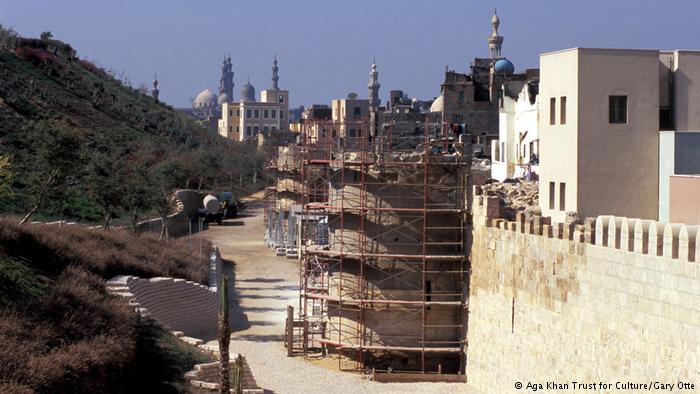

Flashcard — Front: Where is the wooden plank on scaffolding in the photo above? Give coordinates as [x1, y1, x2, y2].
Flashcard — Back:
[373, 373, 467, 383]
[340, 344, 461, 353]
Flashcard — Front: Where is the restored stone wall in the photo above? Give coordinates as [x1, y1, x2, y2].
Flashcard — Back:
[466, 188, 700, 392]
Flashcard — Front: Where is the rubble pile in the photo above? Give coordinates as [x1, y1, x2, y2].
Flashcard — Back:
[471, 158, 491, 177]
[480, 180, 539, 218]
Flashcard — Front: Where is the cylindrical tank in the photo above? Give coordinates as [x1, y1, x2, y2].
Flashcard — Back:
[203, 195, 220, 214]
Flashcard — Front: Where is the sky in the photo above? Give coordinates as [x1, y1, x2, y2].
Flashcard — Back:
[2, 0, 700, 108]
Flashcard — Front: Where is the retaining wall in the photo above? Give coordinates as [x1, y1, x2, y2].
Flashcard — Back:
[466, 187, 700, 392]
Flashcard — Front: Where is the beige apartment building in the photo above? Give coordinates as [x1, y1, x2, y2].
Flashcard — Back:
[218, 57, 290, 141]
[219, 91, 289, 141]
[331, 96, 369, 138]
[539, 48, 700, 223]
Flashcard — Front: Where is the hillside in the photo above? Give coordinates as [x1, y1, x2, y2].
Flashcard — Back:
[0, 219, 214, 393]
[0, 29, 266, 225]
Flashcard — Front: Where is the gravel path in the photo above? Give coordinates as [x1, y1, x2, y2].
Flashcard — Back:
[199, 192, 477, 394]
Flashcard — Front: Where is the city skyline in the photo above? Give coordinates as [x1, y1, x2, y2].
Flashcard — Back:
[3, 0, 700, 107]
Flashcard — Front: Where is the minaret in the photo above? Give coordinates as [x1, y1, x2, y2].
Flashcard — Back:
[488, 9, 503, 59]
[271, 55, 279, 90]
[152, 74, 159, 102]
[368, 58, 380, 109]
[219, 55, 234, 100]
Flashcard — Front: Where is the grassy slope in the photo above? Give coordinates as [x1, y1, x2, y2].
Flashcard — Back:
[0, 255, 48, 309]
[0, 47, 204, 147]
[0, 45, 217, 220]
[0, 222, 214, 393]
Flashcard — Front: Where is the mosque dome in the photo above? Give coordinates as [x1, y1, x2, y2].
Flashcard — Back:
[194, 88, 217, 108]
[241, 80, 256, 102]
[491, 13, 500, 26]
[430, 95, 444, 112]
[494, 58, 515, 74]
[217, 93, 229, 105]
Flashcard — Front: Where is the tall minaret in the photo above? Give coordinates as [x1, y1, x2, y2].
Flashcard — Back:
[272, 55, 279, 90]
[368, 58, 380, 109]
[488, 9, 503, 59]
[219, 55, 234, 99]
[152, 74, 159, 102]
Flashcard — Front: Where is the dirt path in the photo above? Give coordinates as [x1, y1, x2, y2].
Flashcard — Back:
[199, 192, 475, 394]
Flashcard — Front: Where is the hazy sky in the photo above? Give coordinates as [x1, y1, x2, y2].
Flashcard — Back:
[3, 1, 700, 108]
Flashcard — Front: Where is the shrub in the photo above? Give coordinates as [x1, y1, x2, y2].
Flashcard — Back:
[0, 219, 211, 283]
[0, 220, 214, 392]
[15, 46, 60, 68]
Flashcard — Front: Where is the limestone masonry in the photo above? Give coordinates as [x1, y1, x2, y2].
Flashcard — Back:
[466, 186, 700, 393]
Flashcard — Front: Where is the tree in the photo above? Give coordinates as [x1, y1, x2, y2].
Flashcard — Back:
[149, 157, 186, 240]
[0, 155, 11, 198]
[40, 31, 53, 40]
[218, 275, 231, 394]
[83, 150, 128, 229]
[19, 123, 83, 224]
[123, 160, 157, 233]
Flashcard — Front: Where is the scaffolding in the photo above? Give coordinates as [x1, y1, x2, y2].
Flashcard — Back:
[265, 146, 303, 257]
[296, 117, 470, 375]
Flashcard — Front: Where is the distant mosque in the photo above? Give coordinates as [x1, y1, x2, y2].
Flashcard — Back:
[217, 56, 290, 142]
[184, 55, 290, 138]
[185, 55, 234, 130]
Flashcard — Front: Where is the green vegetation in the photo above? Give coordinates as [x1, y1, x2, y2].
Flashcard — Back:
[0, 26, 267, 226]
[0, 255, 48, 309]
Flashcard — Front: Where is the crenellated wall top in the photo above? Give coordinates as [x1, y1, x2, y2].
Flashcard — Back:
[472, 185, 700, 263]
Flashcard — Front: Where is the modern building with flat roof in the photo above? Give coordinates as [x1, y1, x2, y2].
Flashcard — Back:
[539, 47, 700, 222]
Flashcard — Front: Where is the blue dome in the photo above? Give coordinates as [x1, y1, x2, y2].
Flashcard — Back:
[494, 58, 515, 74]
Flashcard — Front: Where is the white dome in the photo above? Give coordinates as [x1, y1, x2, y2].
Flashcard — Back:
[430, 95, 444, 112]
[217, 93, 229, 105]
[194, 88, 217, 108]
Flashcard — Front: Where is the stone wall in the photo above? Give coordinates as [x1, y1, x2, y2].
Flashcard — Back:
[135, 189, 205, 237]
[466, 187, 700, 392]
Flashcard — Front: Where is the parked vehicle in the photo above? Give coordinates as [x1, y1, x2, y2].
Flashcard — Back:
[218, 192, 238, 218]
[200, 194, 223, 225]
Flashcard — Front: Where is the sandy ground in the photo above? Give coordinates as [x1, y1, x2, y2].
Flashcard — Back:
[199, 192, 476, 394]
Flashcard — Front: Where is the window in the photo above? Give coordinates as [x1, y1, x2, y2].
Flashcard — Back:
[453, 114, 463, 123]
[549, 98, 556, 125]
[229, 109, 233, 116]
[348, 129, 356, 138]
[246, 126, 252, 136]
[559, 183, 566, 211]
[660, 107, 672, 130]
[254, 109, 259, 119]
[458, 91, 465, 101]
[254, 126, 260, 134]
[271, 109, 277, 119]
[246, 109, 251, 119]
[228, 126, 232, 132]
[236, 126, 239, 133]
[279, 94, 284, 103]
[353, 107, 361, 119]
[264, 109, 269, 119]
[263, 126, 269, 134]
[280, 110, 284, 119]
[500, 142, 506, 162]
[609, 95, 627, 124]
[236, 109, 240, 117]
[560, 96, 567, 125]
[549, 182, 555, 209]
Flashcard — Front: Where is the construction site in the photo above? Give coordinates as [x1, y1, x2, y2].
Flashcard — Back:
[265, 118, 471, 380]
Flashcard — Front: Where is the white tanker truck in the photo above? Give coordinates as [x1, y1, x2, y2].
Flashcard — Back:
[201, 194, 224, 225]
